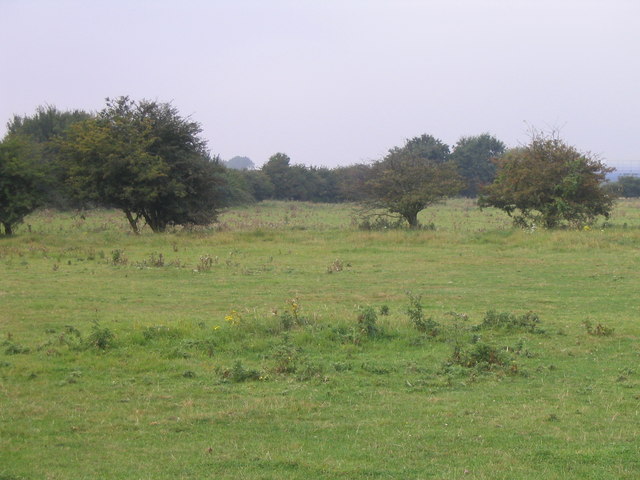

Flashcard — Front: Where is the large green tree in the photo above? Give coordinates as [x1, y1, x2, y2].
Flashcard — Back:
[478, 131, 614, 228]
[5, 105, 91, 208]
[451, 133, 505, 197]
[57, 97, 225, 233]
[0, 137, 44, 235]
[363, 135, 463, 228]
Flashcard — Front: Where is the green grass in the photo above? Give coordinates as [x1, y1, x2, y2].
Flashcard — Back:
[1, 199, 640, 479]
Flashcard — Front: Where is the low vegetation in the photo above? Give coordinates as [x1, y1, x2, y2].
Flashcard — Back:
[1, 200, 640, 479]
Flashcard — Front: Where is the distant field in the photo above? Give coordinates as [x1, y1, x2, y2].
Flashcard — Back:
[1, 199, 639, 479]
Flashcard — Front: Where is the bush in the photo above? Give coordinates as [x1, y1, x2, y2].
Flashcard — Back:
[221, 361, 262, 382]
[479, 130, 614, 228]
[86, 320, 115, 350]
[406, 292, 439, 335]
[475, 310, 544, 334]
[357, 306, 381, 338]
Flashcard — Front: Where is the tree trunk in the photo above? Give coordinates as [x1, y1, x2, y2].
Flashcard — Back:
[2, 222, 12, 235]
[124, 210, 140, 235]
[141, 211, 166, 233]
[404, 211, 420, 229]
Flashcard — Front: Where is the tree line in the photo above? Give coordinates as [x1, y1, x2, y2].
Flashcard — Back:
[0, 97, 623, 234]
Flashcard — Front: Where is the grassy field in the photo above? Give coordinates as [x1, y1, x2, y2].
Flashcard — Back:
[1, 199, 639, 479]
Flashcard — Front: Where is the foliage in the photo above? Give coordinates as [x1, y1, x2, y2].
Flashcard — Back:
[357, 306, 381, 338]
[5, 105, 91, 209]
[605, 175, 640, 198]
[333, 163, 371, 201]
[221, 360, 262, 382]
[224, 155, 254, 170]
[220, 168, 256, 206]
[6, 105, 91, 143]
[85, 320, 115, 350]
[269, 334, 303, 374]
[406, 292, 439, 335]
[279, 298, 307, 330]
[261, 153, 298, 200]
[56, 96, 226, 233]
[479, 130, 614, 228]
[583, 320, 615, 336]
[239, 169, 276, 201]
[0, 137, 44, 235]
[260, 153, 340, 202]
[474, 310, 544, 334]
[362, 134, 463, 227]
[451, 133, 506, 197]
[447, 342, 511, 371]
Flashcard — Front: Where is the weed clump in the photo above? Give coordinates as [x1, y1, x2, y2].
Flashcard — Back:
[195, 254, 216, 272]
[326, 259, 344, 273]
[474, 310, 544, 334]
[446, 342, 518, 375]
[357, 306, 381, 338]
[279, 298, 309, 330]
[356, 215, 406, 231]
[583, 320, 614, 336]
[406, 292, 439, 336]
[86, 320, 115, 350]
[269, 335, 302, 374]
[134, 252, 165, 268]
[221, 361, 262, 383]
[3, 342, 30, 355]
[110, 249, 128, 265]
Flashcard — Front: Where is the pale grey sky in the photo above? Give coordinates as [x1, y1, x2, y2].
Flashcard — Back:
[1, 0, 638, 170]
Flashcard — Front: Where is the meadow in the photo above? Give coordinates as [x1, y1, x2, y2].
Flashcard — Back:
[1, 199, 639, 479]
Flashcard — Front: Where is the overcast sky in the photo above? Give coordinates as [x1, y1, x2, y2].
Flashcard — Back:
[1, 0, 638, 170]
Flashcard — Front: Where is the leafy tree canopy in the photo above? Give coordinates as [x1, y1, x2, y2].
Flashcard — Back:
[5, 105, 92, 208]
[606, 175, 640, 198]
[225, 156, 255, 170]
[57, 97, 226, 233]
[6, 105, 91, 143]
[0, 137, 45, 235]
[451, 133, 505, 197]
[362, 134, 463, 228]
[478, 130, 614, 228]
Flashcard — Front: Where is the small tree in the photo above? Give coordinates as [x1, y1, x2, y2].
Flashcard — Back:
[362, 135, 463, 228]
[0, 137, 44, 235]
[479, 131, 614, 228]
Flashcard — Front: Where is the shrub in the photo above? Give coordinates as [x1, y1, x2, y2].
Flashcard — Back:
[406, 292, 439, 335]
[270, 335, 302, 374]
[583, 320, 614, 336]
[447, 342, 515, 374]
[357, 306, 381, 338]
[3, 342, 30, 355]
[279, 297, 309, 330]
[475, 310, 543, 334]
[195, 254, 216, 272]
[110, 249, 128, 265]
[221, 361, 262, 382]
[86, 320, 115, 350]
[326, 259, 344, 273]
